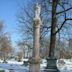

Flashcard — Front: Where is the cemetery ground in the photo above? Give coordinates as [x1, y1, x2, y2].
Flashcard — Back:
[0, 59, 72, 72]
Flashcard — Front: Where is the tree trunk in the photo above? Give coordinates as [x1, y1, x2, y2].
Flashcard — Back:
[49, 0, 57, 58]
[46, 1, 60, 71]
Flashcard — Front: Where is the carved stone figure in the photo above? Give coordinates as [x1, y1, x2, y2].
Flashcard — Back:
[34, 3, 41, 25]
[34, 3, 41, 19]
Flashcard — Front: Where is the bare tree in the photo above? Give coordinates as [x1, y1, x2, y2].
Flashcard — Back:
[16, 51, 23, 62]
[0, 21, 13, 62]
[0, 35, 12, 62]
[17, 41, 33, 58]
[40, 38, 50, 58]
[17, 0, 72, 58]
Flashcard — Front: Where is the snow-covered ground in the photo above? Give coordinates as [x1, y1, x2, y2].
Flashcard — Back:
[57, 59, 72, 72]
[0, 63, 29, 72]
[0, 59, 72, 72]
[0, 59, 29, 72]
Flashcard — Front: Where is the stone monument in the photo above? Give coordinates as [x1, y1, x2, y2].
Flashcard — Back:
[29, 3, 41, 72]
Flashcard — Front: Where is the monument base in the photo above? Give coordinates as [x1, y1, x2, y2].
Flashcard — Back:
[29, 57, 41, 72]
[29, 63, 40, 72]
[45, 58, 60, 72]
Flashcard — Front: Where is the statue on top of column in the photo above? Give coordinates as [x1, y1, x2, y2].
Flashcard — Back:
[34, 3, 41, 19]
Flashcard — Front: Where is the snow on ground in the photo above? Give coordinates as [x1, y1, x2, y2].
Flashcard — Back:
[0, 59, 3, 63]
[57, 59, 72, 72]
[0, 63, 28, 70]
[40, 59, 47, 69]
[0, 59, 29, 72]
[0, 59, 47, 72]
[0, 63, 29, 72]
[0, 59, 72, 72]
[8, 60, 23, 65]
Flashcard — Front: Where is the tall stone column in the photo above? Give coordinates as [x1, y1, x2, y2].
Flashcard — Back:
[29, 3, 41, 72]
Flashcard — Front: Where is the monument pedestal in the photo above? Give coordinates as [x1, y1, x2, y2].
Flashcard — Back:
[45, 58, 60, 72]
[29, 57, 41, 72]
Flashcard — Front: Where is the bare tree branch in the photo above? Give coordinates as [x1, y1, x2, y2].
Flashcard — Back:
[55, 18, 72, 34]
[56, 7, 72, 15]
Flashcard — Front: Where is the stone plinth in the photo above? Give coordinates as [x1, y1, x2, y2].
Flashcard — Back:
[45, 58, 60, 72]
[29, 57, 41, 72]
